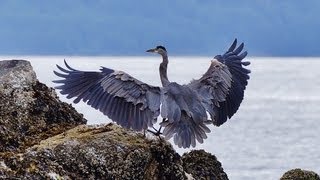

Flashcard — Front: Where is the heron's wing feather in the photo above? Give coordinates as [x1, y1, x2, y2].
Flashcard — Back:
[188, 39, 250, 126]
[53, 60, 161, 131]
[214, 39, 250, 125]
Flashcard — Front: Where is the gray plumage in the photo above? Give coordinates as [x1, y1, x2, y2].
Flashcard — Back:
[53, 39, 250, 148]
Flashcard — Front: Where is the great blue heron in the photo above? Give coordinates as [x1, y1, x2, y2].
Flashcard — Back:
[53, 39, 250, 148]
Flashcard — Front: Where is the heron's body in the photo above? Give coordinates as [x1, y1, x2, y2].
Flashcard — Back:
[54, 39, 250, 148]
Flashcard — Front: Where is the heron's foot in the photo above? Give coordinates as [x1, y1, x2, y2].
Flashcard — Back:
[146, 119, 166, 140]
[147, 127, 163, 136]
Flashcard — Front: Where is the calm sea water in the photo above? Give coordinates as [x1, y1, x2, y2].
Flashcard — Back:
[3, 56, 319, 179]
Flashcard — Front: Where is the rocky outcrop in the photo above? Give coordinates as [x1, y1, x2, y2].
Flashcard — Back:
[280, 169, 320, 180]
[0, 59, 229, 179]
[0, 60, 86, 152]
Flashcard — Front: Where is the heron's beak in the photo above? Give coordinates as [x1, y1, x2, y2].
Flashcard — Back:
[146, 48, 156, 53]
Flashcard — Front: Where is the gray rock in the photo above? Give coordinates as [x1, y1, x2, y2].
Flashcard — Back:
[0, 60, 37, 92]
[0, 60, 86, 152]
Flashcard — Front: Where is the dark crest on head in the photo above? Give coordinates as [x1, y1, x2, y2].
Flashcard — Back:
[156, 46, 166, 52]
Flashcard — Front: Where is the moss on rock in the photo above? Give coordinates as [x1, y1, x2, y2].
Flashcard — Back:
[280, 168, 320, 180]
[1, 124, 188, 180]
[182, 149, 228, 180]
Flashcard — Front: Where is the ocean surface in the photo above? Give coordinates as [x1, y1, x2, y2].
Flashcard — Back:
[3, 56, 319, 179]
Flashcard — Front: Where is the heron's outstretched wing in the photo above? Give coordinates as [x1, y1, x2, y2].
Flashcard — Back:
[188, 39, 250, 126]
[53, 60, 161, 131]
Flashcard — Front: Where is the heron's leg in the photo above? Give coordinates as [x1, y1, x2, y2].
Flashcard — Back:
[155, 118, 167, 140]
[155, 118, 167, 135]
[146, 118, 168, 137]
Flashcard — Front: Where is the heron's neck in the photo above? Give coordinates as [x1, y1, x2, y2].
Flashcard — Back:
[159, 54, 170, 86]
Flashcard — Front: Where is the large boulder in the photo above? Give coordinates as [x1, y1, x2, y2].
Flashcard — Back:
[0, 60, 86, 152]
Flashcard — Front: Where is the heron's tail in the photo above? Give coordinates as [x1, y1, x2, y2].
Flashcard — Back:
[160, 111, 210, 148]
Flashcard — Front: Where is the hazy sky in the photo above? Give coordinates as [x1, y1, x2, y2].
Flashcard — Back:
[0, 1, 319, 56]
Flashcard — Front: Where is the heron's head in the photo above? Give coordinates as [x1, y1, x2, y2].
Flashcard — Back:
[146, 46, 167, 56]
